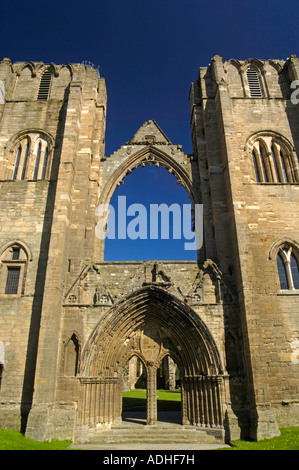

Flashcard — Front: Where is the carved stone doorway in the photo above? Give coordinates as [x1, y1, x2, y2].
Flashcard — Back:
[122, 354, 181, 426]
[77, 286, 224, 437]
[122, 355, 147, 424]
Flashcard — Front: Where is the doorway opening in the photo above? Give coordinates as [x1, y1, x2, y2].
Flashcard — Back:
[78, 286, 224, 434]
[157, 355, 181, 424]
[122, 355, 147, 424]
[121, 354, 182, 425]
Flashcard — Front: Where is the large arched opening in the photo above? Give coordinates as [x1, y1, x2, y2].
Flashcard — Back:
[103, 164, 197, 261]
[77, 286, 224, 433]
[95, 146, 201, 261]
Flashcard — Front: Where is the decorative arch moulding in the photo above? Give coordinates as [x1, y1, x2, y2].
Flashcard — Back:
[99, 146, 197, 207]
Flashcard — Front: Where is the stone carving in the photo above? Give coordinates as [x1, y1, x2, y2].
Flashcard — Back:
[94, 284, 113, 306]
[140, 328, 162, 363]
[64, 264, 113, 306]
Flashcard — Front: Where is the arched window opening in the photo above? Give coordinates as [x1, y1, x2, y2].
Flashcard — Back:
[104, 165, 197, 261]
[11, 133, 52, 181]
[0, 243, 29, 295]
[13, 145, 22, 180]
[259, 142, 271, 182]
[249, 135, 298, 184]
[276, 245, 299, 291]
[246, 67, 263, 97]
[21, 141, 30, 180]
[280, 150, 289, 182]
[41, 146, 49, 180]
[277, 252, 289, 290]
[33, 141, 42, 180]
[271, 144, 281, 182]
[37, 68, 52, 101]
[64, 334, 80, 376]
[252, 148, 261, 182]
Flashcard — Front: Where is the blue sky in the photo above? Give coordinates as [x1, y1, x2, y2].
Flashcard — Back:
[1, 0, 298, 260]
[104, 166, 196, 260]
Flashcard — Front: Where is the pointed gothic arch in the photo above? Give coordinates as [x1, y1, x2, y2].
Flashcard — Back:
[95, 145, 198, 259]
[99, 146, 197, 207]
[77, 285, 224, 435]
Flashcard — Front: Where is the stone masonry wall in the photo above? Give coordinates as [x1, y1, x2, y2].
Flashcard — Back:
[191, 55, 299, 438]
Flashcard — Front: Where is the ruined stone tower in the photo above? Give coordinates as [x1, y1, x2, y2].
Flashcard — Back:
[0, 55, 298, 443]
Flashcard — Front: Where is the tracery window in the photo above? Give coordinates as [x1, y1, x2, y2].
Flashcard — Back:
[0, 243, 29, 295]
[12, 132, 52, 181]
[277, 245, 299, 291]
[246, 66, 263, 97]
[249, 134, 298, 184]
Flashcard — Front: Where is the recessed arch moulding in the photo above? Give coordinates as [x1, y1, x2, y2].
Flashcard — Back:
[76, 285, 226, 438]
[94, 120, 201, 260]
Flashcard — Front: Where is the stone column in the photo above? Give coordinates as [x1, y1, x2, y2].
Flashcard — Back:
[128, 356, 137, 390]
[146, 364, 157, 425]
[168, 356, 176, 391]
[77, 376, 121, 429]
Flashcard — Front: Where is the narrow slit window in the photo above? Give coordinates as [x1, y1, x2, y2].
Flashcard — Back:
[277, 253, 288, 290]
[21, 142, 30, 180]
[64, 335, 80, 376]
[271, 145, 281, 182]
[33, 141, 42, 180]
[290, 253, 299, 289]
[252, 149, 261, 182]
[259, 144, 269, 182]
[280, 151, 288, 182]
[41, 146, 49, 180]
[246, 67, 263, 97]
[12, 247, 20, 260]
[5, 267, 21, 294]
[37, 69, 52, 101]
[13, 145, 22, 180]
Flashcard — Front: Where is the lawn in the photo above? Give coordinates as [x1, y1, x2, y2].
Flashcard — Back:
[122, 388, 181, 412]
[0, 429, 71, 450]
[1, 426, 298, 450]
[221, 427, 299, 451]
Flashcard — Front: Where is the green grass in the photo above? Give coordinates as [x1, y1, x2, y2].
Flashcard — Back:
[0, 429, 71, 450]
[122, 388, 181, 412]
[220, 427, 299, 450]
[0, 426, 298, 450]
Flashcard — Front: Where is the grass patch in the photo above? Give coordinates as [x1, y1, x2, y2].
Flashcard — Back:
[221, 427, 299, 450]
[122, 389, 181, 412]
[0, 429, 71, 450]
[1, 425, 298, 450]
